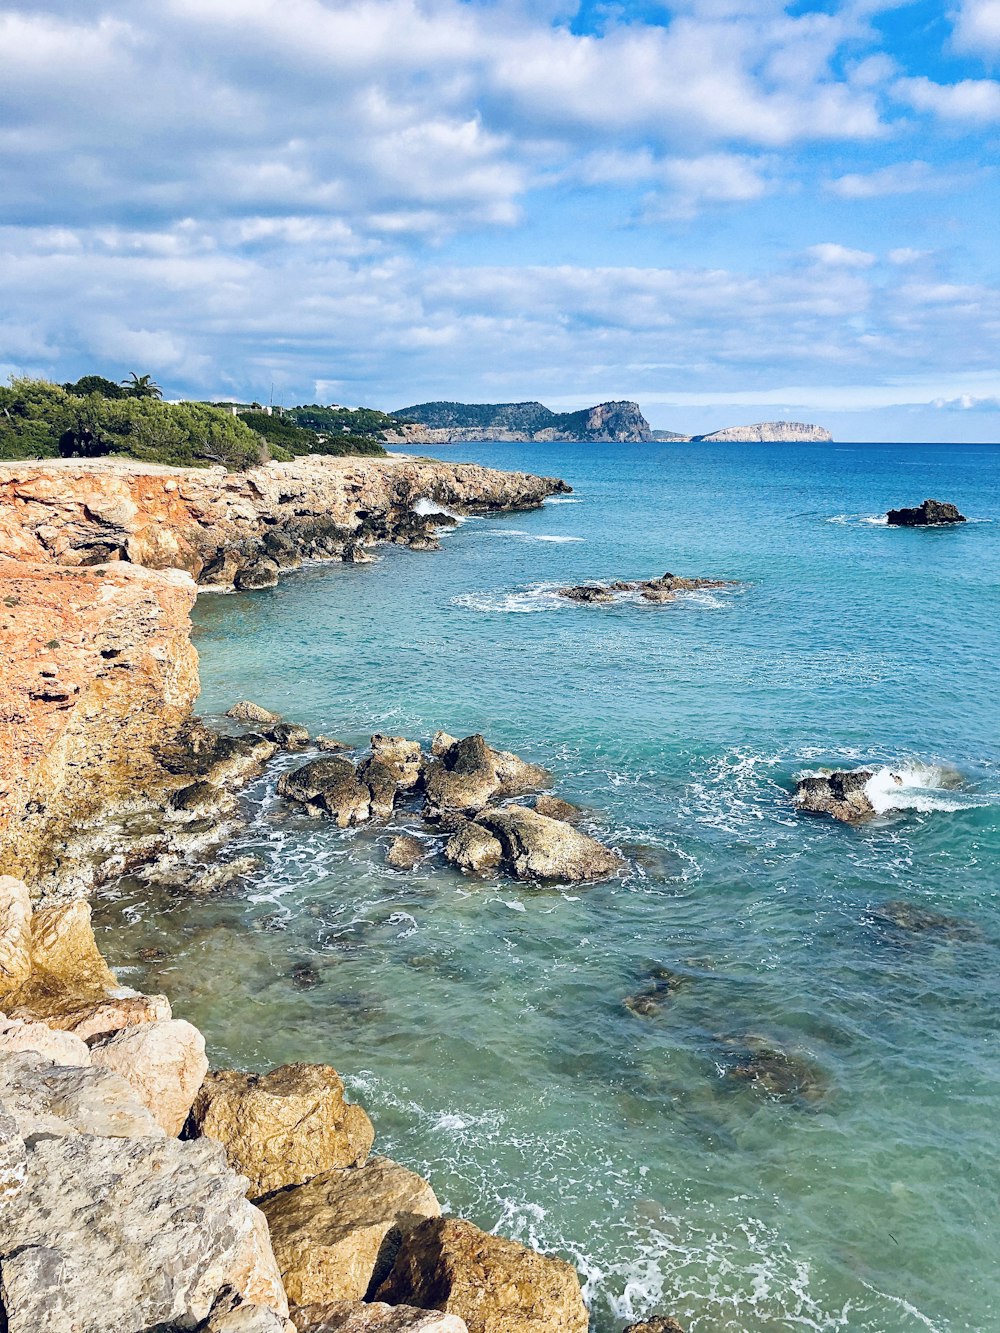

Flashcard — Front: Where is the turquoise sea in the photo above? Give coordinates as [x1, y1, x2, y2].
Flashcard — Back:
[96, 441, 1000, 1332]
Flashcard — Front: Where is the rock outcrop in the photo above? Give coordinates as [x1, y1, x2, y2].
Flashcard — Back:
[559, 573, 736, 605]
[886, 499, 967, 526]
[186, 1064, 375, 1196]
[423, 734, 550, 815]
[89, 1017, 209, 1135]
[293, 1303, 467, 1332]
[375, 1216, 589, 1333]
[387, 400, 651, 444]
[624, 1319, 685, 1333]
[471, 806, 622, 883]
[259, 1156, 441, 1306]
[692, 422, 832, 443]
[793, 768, 879, 823]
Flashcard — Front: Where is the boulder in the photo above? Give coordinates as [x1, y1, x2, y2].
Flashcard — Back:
[90, 1018, 209, 1135]
[443, 821, 503, 874]
[205, 733, 280, 788]
[292, 1302, 467, 1331]
[0, 1133, 288, 1333]
[886, 499, 966, 526]
[532, 795, 583, 824]
[624, 1320, 685, 1333]
[360, 758, 400, 819]
[0, 1013, 91, 1065]
[266, 722, 312, 751]
[259, 1156, 441, 1307]
[237, 559, 281, 590]
[371, 736, 423, 790]
[558, 584, 614, 604]
[171, 779, 240, 818]
[793, 768, 878, 823]
[476, 806, 622, 882]
[316, 736, 351, 752]
[386, 835, 427, 871]
[278, 758, 372, 827]
[0, 1109, 25, 1201]
[0, 1049, 162, 1139]
[186, 1063, 375, 1197]
[208, 1290, 291, 1332]
[423, 735, 550, 814]
[28, 899, 118, 997]
[228, 701, 282, 724]
[0, 877, 32, 992]
[41, 991, 172, 1042]
[374, 1216, 589, 1333]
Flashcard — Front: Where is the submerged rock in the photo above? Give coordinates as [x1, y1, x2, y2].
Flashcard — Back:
[476, 805, 623, 883]
[375, 1215, 589, 1333]
[386, 835, 427, 871]
[886, 499, 966, 526]
[185, 1063, 374, 1197]
[623, 967, 689, 1017]
[423, 734, 550, 814]
[866, 899, 979, 940]
[227, 701, 281, 724]
[624, 1320, 685, 1333]
[259, 1155, 441, 1306]
[717, 1034, 829, 1106]
[793, 768, 879, 823]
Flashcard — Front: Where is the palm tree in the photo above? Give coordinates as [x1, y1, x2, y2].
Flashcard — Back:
[121, 372, 162, 399]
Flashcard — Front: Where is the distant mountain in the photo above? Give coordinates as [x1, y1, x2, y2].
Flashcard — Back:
[691, 421, 833, 443]
[388, 400, 653, 443]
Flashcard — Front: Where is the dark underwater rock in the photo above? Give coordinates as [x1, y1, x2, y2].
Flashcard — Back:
[623, 966, 689, 1017]
[866, 899, 979, 940]
[559, 584, 615, 603]
[265, 722, 312, 750]
[716, 1034, 829, 1105]
[886, 499, 966, 526]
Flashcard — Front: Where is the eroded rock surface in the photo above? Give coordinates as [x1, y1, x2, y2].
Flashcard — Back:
[886, 499, 966, 526]
[375, 1216, 589, 1333]
[90, 1017, 209, 1135]
[423, 735, 549, 815]
[0, 1048, 162, 1139]
[186, 1063, 375, 1196]
[476, 806, 622, 883]
[793, 769, 878, 823]
[293, 1302, 468, 1331]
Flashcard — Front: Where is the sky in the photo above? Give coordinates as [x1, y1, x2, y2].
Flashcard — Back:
[1, 0, 999, 441]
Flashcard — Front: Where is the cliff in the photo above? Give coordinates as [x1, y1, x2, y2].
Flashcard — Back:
[691, 421, 833, 443]
[387, 399, 653, 443]
[0, 454, 568, 891]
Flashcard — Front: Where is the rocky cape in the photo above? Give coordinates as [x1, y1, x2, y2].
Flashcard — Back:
[652, 422, 833, 443]
[386, 400, 653, 444]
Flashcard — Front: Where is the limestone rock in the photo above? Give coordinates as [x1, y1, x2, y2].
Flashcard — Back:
[532, 795, 583, 824]
[28, 899, 118, 995]
[423, 735, 549, 814]
[171, 778, 240, 817]
[208, 1289, 291, 1332]
[476, 806, 622, 882]
[0, 1013, 91, 1065]
[0, 1049, 162, 1139]
[0, 877, 32, 992]
[386, 835, 427, 870]
[266, 722, 312, 751]
[278, 758, 372, 827]
[444, 821, 503, 874]
[624, 1319, 685, 1333]
[316, 736, 350, 752]
[886, 498, 966, 526]
[292, 1301, 468, 1331]
[692, 421, 831, 443]
[375, 1216, 589, 1333]
[90, 1018, 209, 1135]
[0, 1133, 288, 1332]
[793, 769, 878, 823]
[558, 584, 614, 603]
[186, 1063, 375, 1197]
[371, 735, 423, 790]
[361, 757, 400, 819]
[260, 1155, 441, 1307]
[237, 558, 280, 590]
[41, 991, 172, 1042]
[0, 1109, 26, 1201]
[228, 701, 282, 724]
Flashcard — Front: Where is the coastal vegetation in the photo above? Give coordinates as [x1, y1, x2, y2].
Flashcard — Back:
[0, 378, 387, 469]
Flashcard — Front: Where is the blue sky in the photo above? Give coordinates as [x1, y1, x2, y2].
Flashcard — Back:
[1, 0, 999, 440]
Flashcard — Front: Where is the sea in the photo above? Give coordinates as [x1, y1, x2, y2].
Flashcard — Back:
[94, 440, 1000, 1332]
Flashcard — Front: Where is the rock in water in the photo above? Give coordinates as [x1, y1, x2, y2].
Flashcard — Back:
[624, 1320, 685, 1333]
[886, 499, 967, 526]
[292, 1302, 468, 1331]
[866, 899, 978, 940]
[444, 820, 504, 873]
[186, 1063, 375, 1196]
[227, 701, 281, 724]
[89, 1018, 209, 1135]
[793, 768, 879, 823]
[259, 1155, 441, 1306]
[370, 735, 423, 790]
[374, 1216, 589, 1333]
[558, 584, 615, 603]
[265, 722, 312, 750]
[476, 806, 623, 882]
[0, 1134, 288, 1332]
[533, 794, 584, 823]
[717, 1035, 829, 1106]
[278, 757, 372, 827]
[386, 835, 427, 870]
[423, 734, 550, 814]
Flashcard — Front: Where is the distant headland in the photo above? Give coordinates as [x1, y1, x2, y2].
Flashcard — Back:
[386, 400, 832, 444]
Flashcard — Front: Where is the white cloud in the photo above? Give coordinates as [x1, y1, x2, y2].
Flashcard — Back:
[896, 76, 1000, 122]
[826, 160, 934, 198]
[932, 393, 1000, 410]
[888, 247, 932, 264]
[952, 0, 1000, 56]
[806, 243, 878, 268]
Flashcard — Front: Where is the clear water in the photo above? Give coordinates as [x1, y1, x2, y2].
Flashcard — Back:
[95, 442, 1000, 1333]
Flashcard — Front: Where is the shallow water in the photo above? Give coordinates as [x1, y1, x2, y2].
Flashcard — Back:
[95, 442, 1000, 1332]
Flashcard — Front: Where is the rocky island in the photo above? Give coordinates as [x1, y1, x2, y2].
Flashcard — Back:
[385, 400, 653, 444]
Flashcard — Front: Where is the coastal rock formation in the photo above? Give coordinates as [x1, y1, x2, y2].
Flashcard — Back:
[624, 1319, 685, 1333]
[559, 573, 736, 606]
[475, 806, 623, 882]
[186, 1064, 375, 1196]
[292, 1303, 467, 1332]
[0, 1013, 91, 1064]
[0, 1048, 162, 1139]
[423, 734, 550, 815]
[444, 820, 504, 873]
[371, 736, 423, 790]
[532, 794, 583, 823]
[388, 399, 651, 444]
[89, 1017, 209, 1135]
[692, 422, 832, 443]
[259, 1156, 441, 1306]
[793, 768, 880, 823]
[375, 1216, 589, 1333]
[886, 499, 967, 526]
[0, 1131, 288, 1333]
[386, 835, 427, 870]
[228, 701, 282, 723]
[278, 757, 375, 827]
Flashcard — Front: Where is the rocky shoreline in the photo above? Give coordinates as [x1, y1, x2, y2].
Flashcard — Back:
[0, 454, 684, 1332]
